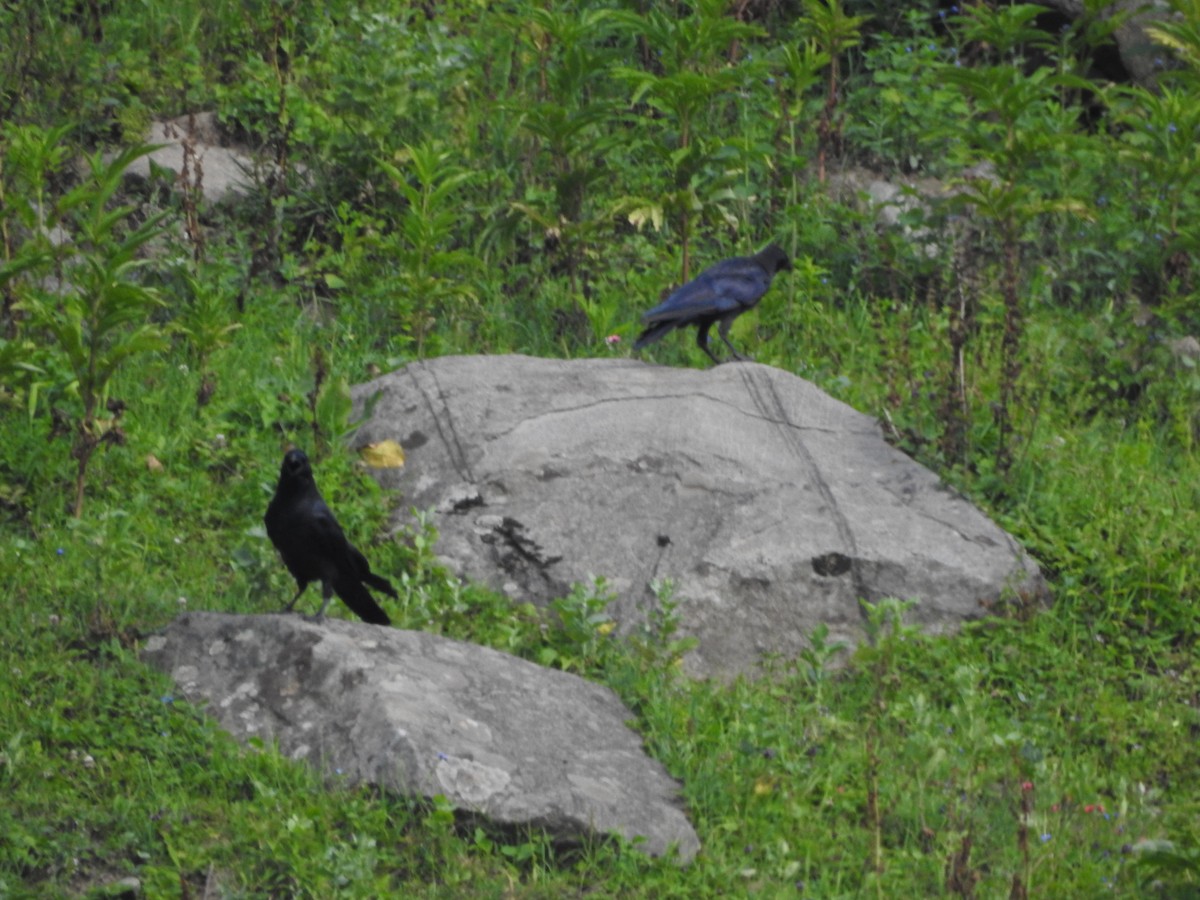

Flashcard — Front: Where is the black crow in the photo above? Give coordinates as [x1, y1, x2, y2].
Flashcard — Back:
[634, 243, 792, 364]
[264, 448, 395, 626]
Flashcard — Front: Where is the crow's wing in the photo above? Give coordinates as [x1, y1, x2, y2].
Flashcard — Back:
[265, 491, 331, 583]
[267, 492, 351, 577]
[301, 498, 360, 572]
[305, 499, 394, 624]
[641, 258, 770, 323]
[348, 544, 398, 597]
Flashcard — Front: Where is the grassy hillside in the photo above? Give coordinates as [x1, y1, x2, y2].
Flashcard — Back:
[2, 0, 1199, 895]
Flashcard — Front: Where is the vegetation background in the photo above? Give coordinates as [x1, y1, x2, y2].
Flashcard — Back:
[2, 0, 1200, 895]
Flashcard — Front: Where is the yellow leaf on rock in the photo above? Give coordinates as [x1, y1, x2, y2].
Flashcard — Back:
[359, 440, 406, 469]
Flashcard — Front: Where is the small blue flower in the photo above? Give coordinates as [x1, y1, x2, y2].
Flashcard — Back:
[1168, 123, 1178, 133]
[905, 46, 913, 53]
[766, 76, 776, 86]
[56, 548, 65, 556]
[950, 5, 959, 12]
[437, 751, 449, 761]
[161, 695, 174, 704]
[1040, 833, 1052, 843]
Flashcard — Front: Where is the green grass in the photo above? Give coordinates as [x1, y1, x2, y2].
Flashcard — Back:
[4, 0, 1200, 895]
[3, 296, 1199, 896]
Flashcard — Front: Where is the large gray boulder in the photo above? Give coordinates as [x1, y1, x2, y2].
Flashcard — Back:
[351, 355, 1046, 678]
[142, 612, 698, 861]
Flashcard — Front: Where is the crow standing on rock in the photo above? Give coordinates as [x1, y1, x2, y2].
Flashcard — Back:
[634, 243, 792, 364]
[264, 448, 395, 626]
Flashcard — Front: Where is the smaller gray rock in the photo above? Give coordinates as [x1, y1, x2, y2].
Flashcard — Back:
[142, 612, 699, 861]
[125, 113, 256, 203]
[1031, 0, 1175, 89]
[1167, 335, 1200, 363]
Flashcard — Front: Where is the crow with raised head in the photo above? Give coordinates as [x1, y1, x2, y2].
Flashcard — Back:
[264, 448, 395, 626]
[634, 243, 792, 364]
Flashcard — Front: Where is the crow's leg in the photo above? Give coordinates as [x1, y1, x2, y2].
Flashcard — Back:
[312, 582, 334, 620]
[695, 321, 723, 365]
[717, 315, 752, 362]
[282, 583, 308, 613]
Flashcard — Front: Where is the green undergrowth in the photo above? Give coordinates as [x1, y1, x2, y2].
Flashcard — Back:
[3, 294, 1199, 897]
[4, 0, 1200, 895]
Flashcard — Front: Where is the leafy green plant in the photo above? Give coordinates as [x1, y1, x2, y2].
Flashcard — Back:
[956, 2, 1053, 66]
[511, 98, 620, 295]
[939, 46, 1092, 472]
[769, 39, 829, 173]
[377, 142, 479, 353]
[857, 598, 919, 889]
[801, 0, 869, 182]
[847, 26, 967, 173]
[172, 270, 242, 400]
[0, 129, 62, 416]
[16, 142, 170, 516]
[1130, 837, 1200, 890]
[543, 577, 618, 674]
[305, 346, 353, 453]
[796, 621, 847, 705]
[1, 123, 73, 297]
[629, 579, 698, 671]
[509, 0, 625, 208]
[613, 0, 764, 280]
[1108, 84, 1200, 296]
[1147, 0, 1200, 79]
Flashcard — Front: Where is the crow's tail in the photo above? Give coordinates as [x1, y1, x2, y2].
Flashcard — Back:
[363, 571, 398, 599]
[334, 578, 392, 626]
[633, 321, 677, 350]
[347, 545, 399, 599]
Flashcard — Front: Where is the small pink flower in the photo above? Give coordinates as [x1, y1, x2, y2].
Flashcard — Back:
[1021, 781, 1034, 792]
[605, 334, 621, 346]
